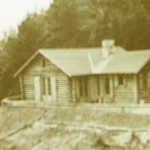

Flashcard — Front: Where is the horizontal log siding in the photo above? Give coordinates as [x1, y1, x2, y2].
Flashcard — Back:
[114, 75, 134, 103]
[138, 61, 150, 103]
[138, 90, 150, 103]
[57, 76, 71, 102]
[114, 87, 134, 103]
[21, 54, 71, 102]
[19, 75, 24, 99]
[70, 78, 76, 102]
[23, 75, 34, 100]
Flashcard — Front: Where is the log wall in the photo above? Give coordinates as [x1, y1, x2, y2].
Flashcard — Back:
[20, 54, 71, 102]
[114, 75, 134, 103]
[138, 61, 150, 103]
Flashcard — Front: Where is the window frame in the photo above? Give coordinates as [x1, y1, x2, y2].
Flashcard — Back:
[42, 77, 51, 95]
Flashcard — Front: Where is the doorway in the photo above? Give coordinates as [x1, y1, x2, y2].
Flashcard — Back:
[41, 77, 52, 102]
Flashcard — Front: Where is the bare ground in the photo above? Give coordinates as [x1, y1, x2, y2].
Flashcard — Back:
[1, 106, 150, 150]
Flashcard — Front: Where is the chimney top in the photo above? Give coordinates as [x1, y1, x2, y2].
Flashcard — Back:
[101, 39, 115, 58]
[102, 39, 115, 48]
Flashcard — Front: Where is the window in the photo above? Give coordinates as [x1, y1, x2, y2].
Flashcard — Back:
[42, 59, 46, 67]
[42, 77, 51, 95]
[118, 75, 124, 85]
[105, 78, 110, 94]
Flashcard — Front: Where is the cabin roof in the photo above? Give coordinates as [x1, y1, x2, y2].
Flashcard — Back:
[94, 49, 150, 74]
[14, 47, 150, 77]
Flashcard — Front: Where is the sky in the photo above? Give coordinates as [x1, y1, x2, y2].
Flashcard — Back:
[0, 0, 53, 39]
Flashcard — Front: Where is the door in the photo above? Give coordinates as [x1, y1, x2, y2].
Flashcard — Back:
[42, 77, 52, 102]
[34, 76, 41, 102]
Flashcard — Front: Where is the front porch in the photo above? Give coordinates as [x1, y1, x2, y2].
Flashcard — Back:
[71, 75, 115, 104]
[71, 73, 150, 104]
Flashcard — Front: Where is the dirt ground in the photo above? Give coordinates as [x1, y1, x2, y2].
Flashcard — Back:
[1, 106, 150, 150]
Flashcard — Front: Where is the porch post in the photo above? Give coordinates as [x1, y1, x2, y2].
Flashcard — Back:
[100, 75, 104, 102]
[133, 74, 138, 103]
[110, 75, 114, 102]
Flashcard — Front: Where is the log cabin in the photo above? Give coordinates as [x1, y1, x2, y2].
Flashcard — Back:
[14, 39, 150, 104]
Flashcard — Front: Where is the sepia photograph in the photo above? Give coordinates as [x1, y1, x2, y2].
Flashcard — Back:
[0, 0, 150, 149]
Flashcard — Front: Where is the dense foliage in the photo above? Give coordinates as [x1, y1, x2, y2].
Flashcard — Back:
[0, 0, 150, 98]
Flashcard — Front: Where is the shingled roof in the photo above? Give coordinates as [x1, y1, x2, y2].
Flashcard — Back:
[14, 47, 150, 77]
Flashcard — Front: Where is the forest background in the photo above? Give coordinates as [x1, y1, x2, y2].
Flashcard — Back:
[0, 0, 149, 99]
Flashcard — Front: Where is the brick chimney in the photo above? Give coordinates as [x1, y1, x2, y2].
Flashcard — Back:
[102, 39, 115, 58]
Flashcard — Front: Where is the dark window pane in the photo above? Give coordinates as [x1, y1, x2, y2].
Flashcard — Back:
[105, 78, 110, 94]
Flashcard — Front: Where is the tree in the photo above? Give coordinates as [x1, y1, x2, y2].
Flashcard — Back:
[43, 0, 81, 48]
[0, 0, 150, 99]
